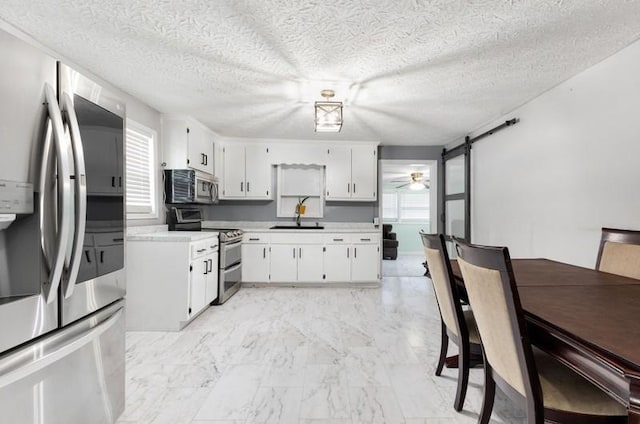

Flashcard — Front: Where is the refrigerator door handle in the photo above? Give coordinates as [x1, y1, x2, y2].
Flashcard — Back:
[61, 92, 87, 299]
[39, 83, 72, 304]
[0, 306, 123, 389]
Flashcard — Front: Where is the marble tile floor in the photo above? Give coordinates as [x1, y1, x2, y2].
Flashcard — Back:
[117, 254, 526, 424]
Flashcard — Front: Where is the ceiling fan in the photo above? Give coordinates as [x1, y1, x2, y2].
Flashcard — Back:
[391, 172, 430, 190]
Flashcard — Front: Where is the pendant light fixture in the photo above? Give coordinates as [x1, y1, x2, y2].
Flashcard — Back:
[314, 89, 343, 132]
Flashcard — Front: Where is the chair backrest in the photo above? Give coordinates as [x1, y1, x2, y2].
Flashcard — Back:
[596, 227, 640, 280]
[454, 238, 542, 414]
[419, 232, 466, 341]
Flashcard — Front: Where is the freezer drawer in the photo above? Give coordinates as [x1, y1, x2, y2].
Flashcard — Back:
[0, 301, 125, 424]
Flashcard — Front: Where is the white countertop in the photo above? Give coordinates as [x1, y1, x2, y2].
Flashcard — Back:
[127, 230, 219, 242]
[202, 221, 380, 233]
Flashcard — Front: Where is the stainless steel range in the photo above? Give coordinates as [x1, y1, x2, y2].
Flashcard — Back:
[167, 207, 242, 304]
[207, 228, 242, 304]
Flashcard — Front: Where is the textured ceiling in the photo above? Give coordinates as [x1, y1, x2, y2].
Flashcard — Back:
[2, 1, 640, 145]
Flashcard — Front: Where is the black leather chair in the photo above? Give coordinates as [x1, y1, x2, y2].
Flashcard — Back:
[382, 224, 398, 260]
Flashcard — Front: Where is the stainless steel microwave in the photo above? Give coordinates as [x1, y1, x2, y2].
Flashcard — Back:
[164, 169, 218, 204]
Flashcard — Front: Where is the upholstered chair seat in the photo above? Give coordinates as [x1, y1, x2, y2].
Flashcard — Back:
[535, 349, 627, 417]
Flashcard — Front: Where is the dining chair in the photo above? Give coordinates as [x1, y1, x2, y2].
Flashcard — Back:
[420, 231, 481, 411]
[596, 227, 640, 280]
[454, 238, 627, 424]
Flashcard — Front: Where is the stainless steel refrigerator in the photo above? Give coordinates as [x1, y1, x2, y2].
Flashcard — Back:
[0, 28, 126, 423]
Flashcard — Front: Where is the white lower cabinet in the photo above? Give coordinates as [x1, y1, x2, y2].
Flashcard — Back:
[202, 249, 219, 305]
[126, 235, 219, 331]
[189, 257, 208, 317]
[351, 242, 380, 282]
[242, 231, 380, 284]
[269, 244, 298, 282]
[298, 244, 324, 282]
[269, 244, 324, 283]
[324, 236, 351, 282]
[242, 243, 270, 282]
[269, 233, 325, 283]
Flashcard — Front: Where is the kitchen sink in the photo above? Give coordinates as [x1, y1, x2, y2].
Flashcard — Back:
[270, 225, 325, 230]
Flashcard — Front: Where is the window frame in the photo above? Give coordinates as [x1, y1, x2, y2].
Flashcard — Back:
[382, 189, 430, 223]
[125, 120, 158, 220]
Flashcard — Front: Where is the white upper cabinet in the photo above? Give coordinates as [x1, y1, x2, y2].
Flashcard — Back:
[222, 144, 245, 197]
[350, 146, 377, 200]
[325, 146, 351, 199]
[325, 145, 377, 201]
[221, 143, 272, 199]
[218, 140, 377, 201]
[162, 117, 215, 176]
[245, 145, 271, 198]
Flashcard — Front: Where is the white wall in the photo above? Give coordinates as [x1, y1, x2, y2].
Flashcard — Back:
[470, 38, 640, 267]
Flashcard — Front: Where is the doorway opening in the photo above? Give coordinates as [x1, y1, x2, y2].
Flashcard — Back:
[379, 160, 437, 277]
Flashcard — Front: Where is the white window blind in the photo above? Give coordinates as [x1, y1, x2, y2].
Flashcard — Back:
[126, 121, 157, 217]
[399, 191, 429, 221]
[382, 192, 398, 220]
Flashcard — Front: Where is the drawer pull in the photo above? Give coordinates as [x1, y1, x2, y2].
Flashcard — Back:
[333, 238, 344, 242]
[196, 248, 206, 253]
[360, 238, 371, 242]
[249, 238, 260, 241]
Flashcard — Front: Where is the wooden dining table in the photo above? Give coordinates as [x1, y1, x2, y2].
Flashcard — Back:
[449, 258, 640, 422]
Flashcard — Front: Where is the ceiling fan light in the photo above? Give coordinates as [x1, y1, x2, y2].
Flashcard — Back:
[314, 101, 343, 132]
[409, 181, 424, 190]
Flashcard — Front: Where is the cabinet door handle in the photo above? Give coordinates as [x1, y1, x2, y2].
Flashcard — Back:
[119, 176, 122, 187]
[204, 154, 208, 166]
[111, 176, 116, 187]
[263, 247, 266, 258]
[204, 260, 208, 274]
[100, 250, 104, 263]
[208, 258, 213, 272]
[240, 182, 243, 192]
[85, 250, 91, 263]
[247, 182, 250, 192]
[347, 248, 349, 258]
[293, 248, 296, 259]
[354, 247, 357, 258]
[201, 153, 205, 165]
[353, 183, 356, 193]
[347, 183, 350, 193]
[299, 247, 302, 258]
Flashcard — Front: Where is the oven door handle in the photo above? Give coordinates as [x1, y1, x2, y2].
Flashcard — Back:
[222, 240, 242, 250]
[224, 262, 242, 273]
